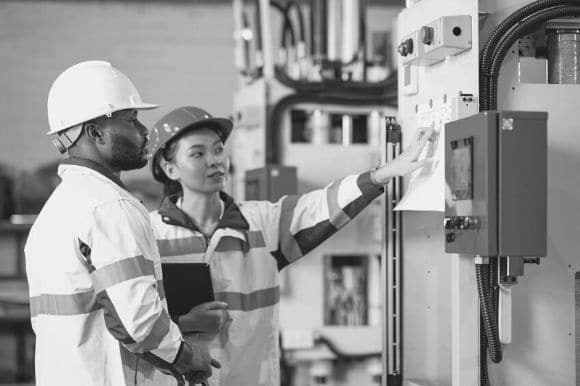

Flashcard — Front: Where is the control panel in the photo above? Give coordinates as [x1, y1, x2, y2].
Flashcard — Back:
[398, 15, 472, 66]
[444, 111, 547, 256]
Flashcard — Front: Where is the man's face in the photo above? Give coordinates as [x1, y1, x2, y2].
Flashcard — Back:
[98, 109, 149, 171]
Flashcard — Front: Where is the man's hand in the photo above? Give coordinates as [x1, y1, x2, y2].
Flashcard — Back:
[171, 342, 222, 385]
[184, 358, 221, 385]
[178, 301, 229, 333]
[373, 126, 436, 183]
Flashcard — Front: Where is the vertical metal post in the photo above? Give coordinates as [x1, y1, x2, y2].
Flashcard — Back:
[451, 255, 480, 385]
[258, 0, 274, 80]
[383, 117, 402, 386]
[233, 0, 245, 74]
[327, 0, 341, 61]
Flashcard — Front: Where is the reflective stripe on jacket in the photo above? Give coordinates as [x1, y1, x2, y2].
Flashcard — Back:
[25, 158, 184, 386]
[150, 171, 383, 386]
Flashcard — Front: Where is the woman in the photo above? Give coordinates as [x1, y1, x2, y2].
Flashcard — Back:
[149, 106, 433, 386]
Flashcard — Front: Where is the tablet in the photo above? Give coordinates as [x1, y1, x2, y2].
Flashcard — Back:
[161, 263, 215, 319]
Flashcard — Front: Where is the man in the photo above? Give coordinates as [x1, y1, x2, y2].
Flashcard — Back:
[25, 61, 218, 385]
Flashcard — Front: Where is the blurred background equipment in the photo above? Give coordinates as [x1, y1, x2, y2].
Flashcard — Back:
[231, 0, 398, 384]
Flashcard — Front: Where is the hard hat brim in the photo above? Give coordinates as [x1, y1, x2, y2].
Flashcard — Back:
[46, 102, 160, 135]
[168, 117, 233, 145]
[135, 102, 160, 110]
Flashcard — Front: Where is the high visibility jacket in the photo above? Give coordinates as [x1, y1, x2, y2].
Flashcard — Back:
[150, 171, 383, 386]
[25, 158, 187, 386]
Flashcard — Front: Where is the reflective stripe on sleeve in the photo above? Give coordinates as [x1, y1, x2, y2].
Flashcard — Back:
[277, 195, 303, 263]
[343, 172, 384, 218]
[215, 286, 280, 311]
[91, 255, 155, 293]
[30, 291, 99, 317]
[157, 280, 165, 300]
[124, 310, 171, 353]
[30, 281, 166, 317]
[157, 237, 207, 257]
[30, 280, 165, 317]
[327, 180, 351, 228]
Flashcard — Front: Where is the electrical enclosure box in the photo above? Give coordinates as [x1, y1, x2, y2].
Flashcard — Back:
[422, 15, 472, 62]
[444, 111, 547, 257]
[245, 165, 297, 202]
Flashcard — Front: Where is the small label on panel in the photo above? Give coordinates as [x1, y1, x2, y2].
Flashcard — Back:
[502, 118, 514, 131]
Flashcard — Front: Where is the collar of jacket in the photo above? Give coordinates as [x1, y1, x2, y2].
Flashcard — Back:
[159, 191, 250, 234]
[60, 157, 128, 191]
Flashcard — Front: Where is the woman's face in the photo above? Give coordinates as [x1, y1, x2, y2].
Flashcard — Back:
[163, 128, 229, 195]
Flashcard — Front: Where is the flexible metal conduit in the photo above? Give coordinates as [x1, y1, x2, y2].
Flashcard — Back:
[476, 263, 502, 363]
[480, 0, 580, 110]
[487, 5, 580, 110]
[479, 0, 578, 108]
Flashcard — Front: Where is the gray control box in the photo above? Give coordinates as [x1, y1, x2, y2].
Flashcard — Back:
[245, 165, 297, 202]
[444, 111, 547, 256]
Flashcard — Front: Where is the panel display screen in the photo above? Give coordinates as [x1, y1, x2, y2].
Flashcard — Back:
[451, 137, 473, 200]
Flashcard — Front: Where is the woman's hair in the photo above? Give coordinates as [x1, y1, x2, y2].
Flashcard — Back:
[151, 139, 182, 198]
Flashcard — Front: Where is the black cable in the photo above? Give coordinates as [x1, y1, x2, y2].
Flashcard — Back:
[274, 66, 397, 94]
[271, 0, 296, 48]
[480, 315, 490, 386]
[487, 259, 502, 364]
[255, 0, 263, 52]
[286, 1, 305, 43]
[314, 334, 381, 361]
[360, 0, 368, 81]
[476, 263, 502, 365]
[487, 5, 580, 110]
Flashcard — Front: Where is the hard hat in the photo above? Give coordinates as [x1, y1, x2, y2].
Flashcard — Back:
[149, 106, 233, 159]
[47, 61, 158, 135]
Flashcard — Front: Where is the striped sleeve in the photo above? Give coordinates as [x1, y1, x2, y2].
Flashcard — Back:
[87, 200, 183, 363]
[271, 171, 383, 270]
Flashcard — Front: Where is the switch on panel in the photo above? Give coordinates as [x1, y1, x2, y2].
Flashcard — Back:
[398, 15, 472, 67]
[398, 30, 439, 66]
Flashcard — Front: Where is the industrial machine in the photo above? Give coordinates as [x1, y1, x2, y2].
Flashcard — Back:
[232, 0, 580, 385]
[397, 0, 578, 385]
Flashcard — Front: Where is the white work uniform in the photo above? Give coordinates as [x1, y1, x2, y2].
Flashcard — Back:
[25, 158, 187, 386]
[150, 171, 383, 386]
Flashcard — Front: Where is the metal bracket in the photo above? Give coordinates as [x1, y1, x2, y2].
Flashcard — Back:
[385, 116, 402, 144]
[499, 256, 524, 286]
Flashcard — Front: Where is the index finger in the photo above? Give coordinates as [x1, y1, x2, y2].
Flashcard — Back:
[415, 122, 434, 140]
[415, 128, 435, 153]
[418, 127, 436, 142]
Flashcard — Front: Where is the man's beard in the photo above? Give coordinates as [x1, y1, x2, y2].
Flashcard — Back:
[109, 134, 148, 171]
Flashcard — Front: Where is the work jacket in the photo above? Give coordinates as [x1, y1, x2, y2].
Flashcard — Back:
[149, 171, 383, 386]
[25, 158, 187, 386]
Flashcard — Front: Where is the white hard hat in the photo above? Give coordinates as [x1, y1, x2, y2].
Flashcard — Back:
[47, 60, 158, 135]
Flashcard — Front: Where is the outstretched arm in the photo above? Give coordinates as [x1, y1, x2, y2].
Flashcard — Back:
[270, 127, 435, 269]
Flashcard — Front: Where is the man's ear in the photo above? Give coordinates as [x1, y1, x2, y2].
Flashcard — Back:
[84, 122, 105, 145]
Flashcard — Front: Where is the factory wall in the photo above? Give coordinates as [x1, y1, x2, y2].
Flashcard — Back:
[0, 1, 236, 178]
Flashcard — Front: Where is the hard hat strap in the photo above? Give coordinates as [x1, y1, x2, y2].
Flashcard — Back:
[52, 124, 83, 154]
